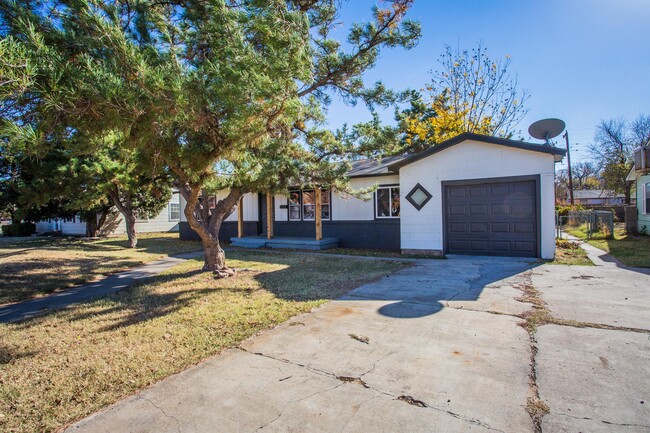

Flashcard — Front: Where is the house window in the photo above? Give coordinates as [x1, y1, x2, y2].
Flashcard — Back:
[645, 183, 650, 214]
[303, 190, 315, 220]
[289, 191, 301, 221]
[169, 203, 180, 221]
[288, 190, 331, 221]
[376, 186, 400, 218]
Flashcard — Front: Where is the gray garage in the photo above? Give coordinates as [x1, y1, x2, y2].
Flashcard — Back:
[394, 134, 564, 259]
[442, 176, 539, 257]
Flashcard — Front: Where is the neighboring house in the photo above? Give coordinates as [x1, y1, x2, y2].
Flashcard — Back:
[627, 146, 650, 234]
[180, 133, 565, 259]
[568, 189, 625, 206]
[36, 191, 181, 235]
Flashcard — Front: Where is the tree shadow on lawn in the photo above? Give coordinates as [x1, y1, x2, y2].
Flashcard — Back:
[0, 341, 37, 365]
[6, 252, 540, 332]
[0, 257, 145, 304]
[6, 252, 399, 331]
[0, 235, 201, 256]
[7, 267, 211, 333]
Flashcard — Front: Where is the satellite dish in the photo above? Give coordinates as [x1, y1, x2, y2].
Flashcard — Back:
[528, 118, 566, 145]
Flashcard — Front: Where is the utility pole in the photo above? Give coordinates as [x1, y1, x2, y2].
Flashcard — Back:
[563, 131, 574, 205]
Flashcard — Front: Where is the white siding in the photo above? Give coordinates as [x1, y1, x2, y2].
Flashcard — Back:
[179, 194, 187, 222]
[222, 192, 258, 222]
[60, 218, 87, 235]
[274, 194, 288, 221]
[331, 176, 399, 221]
[111, 192, 180, 233]
[37, 193, 181, 235]
[36, 217, 86, 234]
[36, 221, 54, 232]
[399, 140, 557, 259]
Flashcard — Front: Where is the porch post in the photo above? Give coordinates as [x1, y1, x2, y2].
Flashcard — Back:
[237, 196, 244, 238]
[266, 191, 273, 239]
[315, 188, 322, 241]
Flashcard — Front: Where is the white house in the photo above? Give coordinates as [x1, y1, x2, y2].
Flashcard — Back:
[626, 146, 650, 234]
[179, 133, 565, 259]
[567, 189, 625, 206]
[36, 191, 181, 235]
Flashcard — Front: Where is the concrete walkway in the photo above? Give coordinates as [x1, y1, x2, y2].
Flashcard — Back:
[562, 231, 650, 274]
[64, 252, 650, 433]
[0, 251, 203, 323]
[1, 241, 632, 432]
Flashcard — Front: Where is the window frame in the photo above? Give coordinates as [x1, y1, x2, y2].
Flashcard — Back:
[287, 189, 331, 222]
[302, 190, 316, 221]
[375, 185, 400, 219]
[645, 182, 650, 215]
[288, 191, 302, 221]
[168, 203, 180, 222]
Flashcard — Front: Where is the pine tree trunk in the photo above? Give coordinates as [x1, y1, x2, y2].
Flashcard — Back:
[96, 210, 108, 234]
[108, 186, 138, 248]
[125, 214, 137, 248]
[85, 218, 98, 237]
[180, 186, 240, 278]
[202, 237, 234, 277]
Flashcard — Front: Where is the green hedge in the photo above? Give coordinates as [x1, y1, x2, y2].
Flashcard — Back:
[1, 222, 36, 237]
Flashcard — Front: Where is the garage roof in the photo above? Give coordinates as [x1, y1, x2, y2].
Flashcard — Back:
[387, 133, 567, 171]
[347, 154, 409, 178]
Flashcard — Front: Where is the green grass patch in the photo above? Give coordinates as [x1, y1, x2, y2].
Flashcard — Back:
[0, 251, 406, 433]
[583, 227, 650, 268]
[0, 233, 202, 304]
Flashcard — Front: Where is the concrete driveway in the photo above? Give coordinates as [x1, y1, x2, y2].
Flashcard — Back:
[66, 255, 650, 433]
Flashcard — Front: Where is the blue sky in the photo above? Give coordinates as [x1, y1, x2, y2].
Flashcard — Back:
[325, 0, 650, 168]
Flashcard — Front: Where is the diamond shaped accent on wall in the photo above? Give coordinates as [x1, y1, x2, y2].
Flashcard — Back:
[405, 183, 432, 211]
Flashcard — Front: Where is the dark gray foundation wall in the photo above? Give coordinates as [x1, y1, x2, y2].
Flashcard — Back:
[179, 220, 401, 250]
[179, 221, 259, 242]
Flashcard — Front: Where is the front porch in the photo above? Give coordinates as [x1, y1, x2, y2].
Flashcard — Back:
[229, 190, 337, 250]
[230, 235, 340, 250]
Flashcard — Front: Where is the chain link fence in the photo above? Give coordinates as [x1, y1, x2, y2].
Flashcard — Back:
[556, 210, 615, 240]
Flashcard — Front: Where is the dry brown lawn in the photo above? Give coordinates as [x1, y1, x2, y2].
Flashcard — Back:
[0, 250, 406, 433]
[0, 233, 202, 304]
[549, 239, 593, 266]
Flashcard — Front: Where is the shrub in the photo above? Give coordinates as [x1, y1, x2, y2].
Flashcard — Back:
[556, 239, 580, 250]
[556, 204, 584, 217]
[1, 222, 36, 237]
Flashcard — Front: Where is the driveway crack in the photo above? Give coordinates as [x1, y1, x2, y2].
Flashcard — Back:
[254, 383, 344, 432]
[137, 395, 181, 433]
[553, 411, 650, 428]
[341, 394, 380, 431]
[242, 347, 507, 432]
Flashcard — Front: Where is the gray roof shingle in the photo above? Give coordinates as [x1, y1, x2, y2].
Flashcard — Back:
[346, 154, 409, 178]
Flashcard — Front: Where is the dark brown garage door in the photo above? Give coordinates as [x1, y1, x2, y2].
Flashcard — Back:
[444, 178, 538, 257]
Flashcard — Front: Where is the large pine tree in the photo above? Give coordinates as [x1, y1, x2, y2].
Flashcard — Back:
[0, 0, 420, 274]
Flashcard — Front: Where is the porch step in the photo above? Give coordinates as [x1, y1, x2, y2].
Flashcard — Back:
[230, 236, 340, 250]
[230, 237, 268, 248]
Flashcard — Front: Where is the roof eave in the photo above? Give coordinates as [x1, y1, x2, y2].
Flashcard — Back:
[347, 170, 399, 179]
[388, 132, 567, 171]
